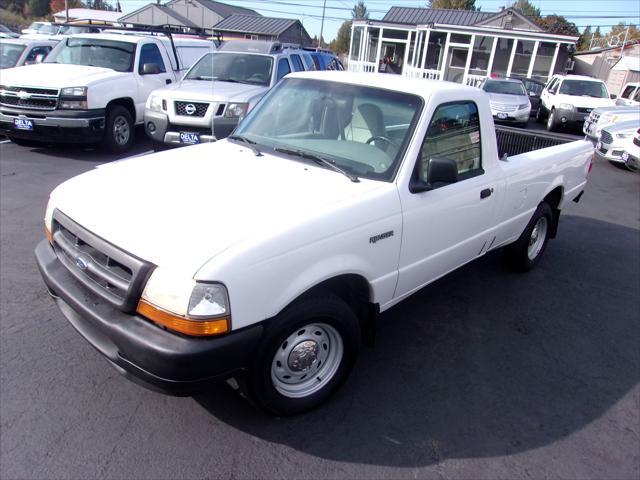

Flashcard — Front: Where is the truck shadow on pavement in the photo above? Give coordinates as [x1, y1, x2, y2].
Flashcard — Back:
[195, 215, 639, 467]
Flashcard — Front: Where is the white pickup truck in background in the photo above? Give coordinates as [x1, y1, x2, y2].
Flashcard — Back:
[36, 72, 593, 416]
[0, 32, 213, 152]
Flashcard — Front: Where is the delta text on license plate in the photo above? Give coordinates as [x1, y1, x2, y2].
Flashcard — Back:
[497, 113, 508, 119]
[180, 132, 200, 144]
[13, 118, 33, 131]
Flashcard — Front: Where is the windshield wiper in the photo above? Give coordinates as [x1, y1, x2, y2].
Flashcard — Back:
[274, 147, 359, 183]
[228, 135, 262, 156]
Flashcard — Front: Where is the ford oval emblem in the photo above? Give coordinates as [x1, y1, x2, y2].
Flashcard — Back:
[185, 103, 196, 115]
[75, 256, 89, 271]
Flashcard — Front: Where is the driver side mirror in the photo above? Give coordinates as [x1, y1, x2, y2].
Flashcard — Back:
[610, 94, 617, 99]
[409, 157, 458, 193]
[141, 63, 161, 75]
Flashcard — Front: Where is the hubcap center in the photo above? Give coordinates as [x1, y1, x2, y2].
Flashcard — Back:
[288, 340, 319, 372]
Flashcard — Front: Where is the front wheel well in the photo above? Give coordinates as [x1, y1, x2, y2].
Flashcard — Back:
[297, 274, 377, 345]
[106, 98, 136, 123]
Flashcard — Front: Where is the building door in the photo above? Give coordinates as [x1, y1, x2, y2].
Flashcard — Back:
[444, 46, 469, 83]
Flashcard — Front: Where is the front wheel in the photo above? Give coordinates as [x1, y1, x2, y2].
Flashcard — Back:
[535, 106, 545, 124]
[546, 109, 558, 132]
[102, 105, 134, 154]
[505, 202, 553, 272]
[241, 294, 360, 416]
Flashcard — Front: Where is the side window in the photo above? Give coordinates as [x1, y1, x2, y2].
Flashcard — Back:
[289, 54, 304, 71]
[276, 57, 291, 81]
[25, 46, 52, 63]
[633, 88, 640, 102]
[620, 85, 635, 99]
[418, 101, 482, 184]
[547, 78, 559, 93]
[138, 43, 166, 74]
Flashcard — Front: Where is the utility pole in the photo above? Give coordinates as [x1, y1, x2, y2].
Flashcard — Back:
[65, 0, 69, 22]
[319, 0, 326, 48]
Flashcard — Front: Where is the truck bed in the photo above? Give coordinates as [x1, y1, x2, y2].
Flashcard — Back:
[496, 125, 578, 157]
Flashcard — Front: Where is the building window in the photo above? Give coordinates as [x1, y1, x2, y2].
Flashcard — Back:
[469, 35, 494, 76]
[491, 37, 514, 77]
[244, 34, 259, 40]
[531, 42, 556, 82]
[350, 26, 363, 60]
[425, 31, 447, 70]
[450, 33, 471, 44]
[511, 40, 535, 78]
[367, 27, 380, 63]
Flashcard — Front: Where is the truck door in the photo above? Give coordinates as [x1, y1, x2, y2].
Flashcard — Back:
[135, 42, 175, 121]
[395, 100, 500, 298]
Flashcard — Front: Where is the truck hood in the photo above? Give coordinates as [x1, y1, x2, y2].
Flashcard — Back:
[50, 141, 386, 277]
[0, 63, 122, 88]
[157, 79, 268, 103]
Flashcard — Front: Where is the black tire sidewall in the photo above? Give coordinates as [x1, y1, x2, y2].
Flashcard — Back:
[507, 202, 553, 272]
[546, 109, 556, 132]
[103, 105, 134, 154]
[245, 294, 360, 416]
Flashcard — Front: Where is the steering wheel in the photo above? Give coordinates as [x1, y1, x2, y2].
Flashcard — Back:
[366, 135, 399, 150]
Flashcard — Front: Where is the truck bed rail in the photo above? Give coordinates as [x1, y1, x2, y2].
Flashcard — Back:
[496, 125, 575, 157]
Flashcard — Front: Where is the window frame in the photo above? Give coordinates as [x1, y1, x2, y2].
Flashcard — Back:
[276, 57, 291, 81]
[413, 100, 484, 192]
[289, 54, 304, 71]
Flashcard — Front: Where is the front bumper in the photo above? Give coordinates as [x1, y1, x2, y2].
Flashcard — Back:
[144, 109, 238, 146]
[595, 140, 627, 163]
[0, 108, 105, 143]
[555, 107, 591, 128]
[623, 151, 639, 171]
[492, 110, 530, 124]
[35, 240, 264, 395]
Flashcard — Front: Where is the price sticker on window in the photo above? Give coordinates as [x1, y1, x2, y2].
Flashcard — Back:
[469, 131, 480, 144]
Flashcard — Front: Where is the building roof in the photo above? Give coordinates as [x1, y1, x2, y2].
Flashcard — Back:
[155, 5, 198, 27]
[52, 8, 123, 22]
[181, 0, 259, 18]
[382, 6, 494, 26]
[612, 55, 640, 72]
[213, 14, 299, 35]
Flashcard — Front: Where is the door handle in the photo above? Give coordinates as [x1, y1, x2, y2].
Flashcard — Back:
[166, 79, 172, 84]
[480, 188, 493, 199]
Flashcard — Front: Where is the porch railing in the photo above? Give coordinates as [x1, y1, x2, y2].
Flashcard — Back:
[347, 60, 377, 73]
[405, 67, 442, 80]
[465, 74, 487, 87]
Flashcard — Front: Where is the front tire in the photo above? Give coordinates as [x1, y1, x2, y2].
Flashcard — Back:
[102, 105, 134, 154]
[535, 106, 545, 124]
[241, 294, 360, 416]
[505, 202, 553, 272]
[546, 108, 557, 132]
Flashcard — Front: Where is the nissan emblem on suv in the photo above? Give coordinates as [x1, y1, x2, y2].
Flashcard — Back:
[185, 104, 196, 115]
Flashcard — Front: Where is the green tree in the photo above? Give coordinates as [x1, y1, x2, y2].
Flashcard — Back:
[578, 25, 593, 51]
[593, 26, 602, 39]
[351, 0, 368, 19]
[610, 22, 640, 41]
[27, 0, 49, 16]
[428, 0, 476, 10]
[536, 14, 579, 37]
[511, 0, 540, 18]
[331, 20, 352, 55]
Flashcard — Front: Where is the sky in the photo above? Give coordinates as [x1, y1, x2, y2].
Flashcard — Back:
[115, 0, 640, 42]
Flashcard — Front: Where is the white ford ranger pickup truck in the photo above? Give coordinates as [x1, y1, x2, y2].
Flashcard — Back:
[0, 33, 213, 152]
[35, 72, 593, 415]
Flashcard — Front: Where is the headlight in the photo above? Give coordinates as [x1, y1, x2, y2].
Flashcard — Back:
[138, 268, 230, 336]
[224, 102, 249, 118]
[146, 95, 164, 112]
[60, 86, 87, 97]
[617, 132, 632, 139]
[558, 103, 575, 110]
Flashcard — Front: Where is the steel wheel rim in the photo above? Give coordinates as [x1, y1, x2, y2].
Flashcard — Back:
[271, 322, 344, 399]
[528, 216, 548, 260]
[113, 115, 130, 145]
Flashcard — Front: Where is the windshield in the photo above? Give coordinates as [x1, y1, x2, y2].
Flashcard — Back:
[27, 22, 43, 30]
[0, 43, 25, 68]
[235, 78, 423, 182]
[185, 52, 273, 86]
[37, 24, 60, 35]
[483, 80, 526, 96]
[559, 80, 608, 98]
[45, 37, 135, 72]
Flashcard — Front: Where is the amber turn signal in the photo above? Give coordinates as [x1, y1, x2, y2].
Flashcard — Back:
[136, 300, 229, 336]
[45, 226, 53, 244]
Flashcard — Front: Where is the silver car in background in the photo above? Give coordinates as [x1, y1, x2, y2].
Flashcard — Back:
[481, 78, 531, 128]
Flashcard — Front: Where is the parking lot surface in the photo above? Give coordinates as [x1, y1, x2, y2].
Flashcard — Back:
[1, 136, 638, 480]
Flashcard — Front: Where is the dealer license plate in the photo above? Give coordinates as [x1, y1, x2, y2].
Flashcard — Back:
[622, 151, 629, 163]
[13, 118, 33, 131]
[179, 132, 200, 144]
[497, 112, 508, 119]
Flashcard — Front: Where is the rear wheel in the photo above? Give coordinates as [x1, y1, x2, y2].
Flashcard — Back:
[505, 202, 553, 272]
[241, 294, 360, 416]
[102, 105, 134, 154]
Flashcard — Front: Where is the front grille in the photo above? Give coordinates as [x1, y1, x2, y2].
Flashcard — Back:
[600, 130, 614, 145]
[577, 107, 593, 114]
[633, 136, 640, 147]
[51, 210, 155, 312]
[0, 85, 59, 110]
[490, 102, 517, 112]
[175, 101, 209, 117]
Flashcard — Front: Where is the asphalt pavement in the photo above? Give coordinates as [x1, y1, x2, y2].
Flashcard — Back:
[0, 130, 638, 480]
